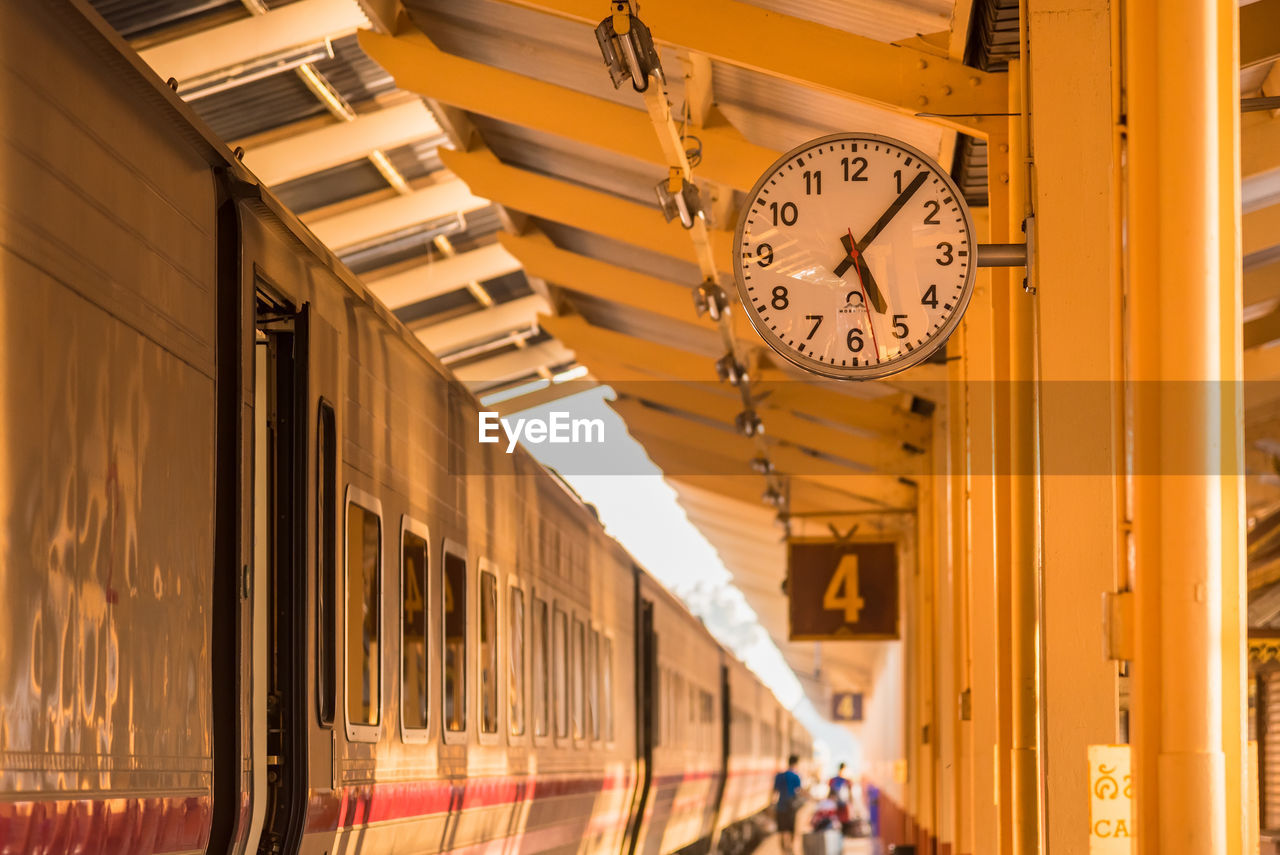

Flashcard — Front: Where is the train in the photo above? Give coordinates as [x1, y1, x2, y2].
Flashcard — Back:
[0, 2, 813, 854]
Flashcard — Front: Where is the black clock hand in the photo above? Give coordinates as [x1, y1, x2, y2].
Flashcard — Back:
[857, 170, 929, 252]
[836, 232, 887, 313]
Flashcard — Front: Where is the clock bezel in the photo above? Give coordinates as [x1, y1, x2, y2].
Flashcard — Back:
[732, 131, 978, 381]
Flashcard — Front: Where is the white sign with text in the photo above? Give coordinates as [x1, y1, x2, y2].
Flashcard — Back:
[1088, 744, 1133, 853]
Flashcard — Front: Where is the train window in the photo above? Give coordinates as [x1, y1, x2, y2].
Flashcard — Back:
[587, 629, 599, 741]
[572, 617, 585, 740]
[401, 528, 429, 731]
[533, 597, 549, 737]
[701, 690, 714, 746]
[443, 548, 467, 732]
[553, 606, 568, 738]
[346, 500, 381, 727]
[602, 635, 614, 742]
[509, 586, 526, 737]
[479, 569, 499, 734]
[316, 401, 336, 727]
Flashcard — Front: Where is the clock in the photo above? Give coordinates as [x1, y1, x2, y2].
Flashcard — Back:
[733, 132, 976, 380]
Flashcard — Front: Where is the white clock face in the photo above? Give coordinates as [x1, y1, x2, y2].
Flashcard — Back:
[734, 133, 975, 380]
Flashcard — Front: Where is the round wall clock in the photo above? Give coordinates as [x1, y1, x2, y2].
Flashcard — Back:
[733, 132, 976, 380]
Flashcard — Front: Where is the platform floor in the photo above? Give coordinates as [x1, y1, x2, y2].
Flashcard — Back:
[756, 832, 880, 855]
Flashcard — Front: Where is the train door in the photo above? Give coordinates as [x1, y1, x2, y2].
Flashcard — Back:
[251, 292, 310, 854]
[625, 591, 657, 855]
[707, 665, 730, 855]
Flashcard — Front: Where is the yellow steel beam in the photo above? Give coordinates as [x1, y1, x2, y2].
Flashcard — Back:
[240, 99, 439, 186]
[540, 313, 930, 444]
[611, 380, 919, 474]
[140, 0, 368, 82]
[498, 232, 752, 338]
[452, 339, 573, 387]
[494, 0, 1007, 136]
[1241, 0, 1280, 68]
[653, 462, 891, 517]
[1246, 260, 1280, 314]
[606, 380, 923, 476]
[492, 377, 599, 416]
[1244, 202, 1280, 259]
[1243, 112, 1280, 181]
[583, 351, 928, 456]
[367, 242, 521, 311]
[612, 398, 918, 508]
[358, 26, 779, 192]
[1244, 304, 1280, 351]
[439, 147, 734, 274]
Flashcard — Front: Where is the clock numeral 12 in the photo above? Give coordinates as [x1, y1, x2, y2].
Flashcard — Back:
[842, 157, 868, 182]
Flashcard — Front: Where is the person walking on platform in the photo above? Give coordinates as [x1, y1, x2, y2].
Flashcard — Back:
[773, 754, 804, 854]
[827, 762, 853, 833]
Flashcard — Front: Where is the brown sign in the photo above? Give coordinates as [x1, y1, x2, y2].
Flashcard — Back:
[788, 539, 899, 640]
[832, 692, 864, 722]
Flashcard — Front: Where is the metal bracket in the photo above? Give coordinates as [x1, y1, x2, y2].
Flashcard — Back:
[1103, 589, 1135, 662]
[975, 215, 1036, 294]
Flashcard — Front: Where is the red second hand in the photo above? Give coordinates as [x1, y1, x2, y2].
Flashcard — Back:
[847, 228, 880, 360]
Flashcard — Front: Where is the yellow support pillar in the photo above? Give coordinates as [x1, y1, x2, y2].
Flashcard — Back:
[1125, 0, 1242, 851]
[915, 471, 938, 849]
[933, 404, 957, 855]
[1215, 1, 1247, 852]
[1026, 0, 1124, 851]
[990, 61, 1042, 855]
[962, 209, 1001, 855]
[949, 320, 975, 855]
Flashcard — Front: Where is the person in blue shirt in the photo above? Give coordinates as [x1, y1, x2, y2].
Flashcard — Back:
[773, 754, 804, 854]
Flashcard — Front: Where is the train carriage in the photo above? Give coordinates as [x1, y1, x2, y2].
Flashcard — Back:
[0, 2, 808, 854]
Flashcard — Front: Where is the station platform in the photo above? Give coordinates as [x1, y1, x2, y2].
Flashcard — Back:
[755, 832, 880, 855]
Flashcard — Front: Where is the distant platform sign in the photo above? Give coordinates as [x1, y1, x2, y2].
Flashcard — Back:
[788, 539, 899, 640]
[832, 692, 863, 722]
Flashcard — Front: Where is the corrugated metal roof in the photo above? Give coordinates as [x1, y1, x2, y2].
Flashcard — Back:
[190, 69, 324, 140]
[406, 0, 685, 111]
[475, 115, 667, 208]
[712, 62, 946, 159]
[90, 0, 241, 39]
[528, 217, 708, 287]
[741, 0, 953, 44]
[274, 157, 390, 213]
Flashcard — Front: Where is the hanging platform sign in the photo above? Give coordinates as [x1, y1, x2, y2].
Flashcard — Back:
[831, 692, 864, 722]
[787, 539, 900, 641]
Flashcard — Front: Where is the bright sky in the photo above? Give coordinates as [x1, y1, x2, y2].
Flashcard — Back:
[487, 382, 860, 772]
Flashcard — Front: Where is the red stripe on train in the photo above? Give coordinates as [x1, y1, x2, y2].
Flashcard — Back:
[306, 770, 637, 833]
[0, 794, 211, 855]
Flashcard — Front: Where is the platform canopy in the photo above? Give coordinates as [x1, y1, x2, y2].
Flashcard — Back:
[105, 0, 1280, 713]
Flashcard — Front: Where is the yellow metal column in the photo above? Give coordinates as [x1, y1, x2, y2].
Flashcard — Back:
[949, 321, 975, 855]
[933, 406, 957, 855]
[915, 469, 939, 849]
[1125, 0, 1242, 850]
[1214, 1, 1247, 852]
[961, 205, 1002, 855]
[1026, 0, 1124, 851]
[996, 58, 1041, 855]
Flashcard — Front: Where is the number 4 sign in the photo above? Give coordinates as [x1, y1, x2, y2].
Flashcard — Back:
[787, 539, 900, 641]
